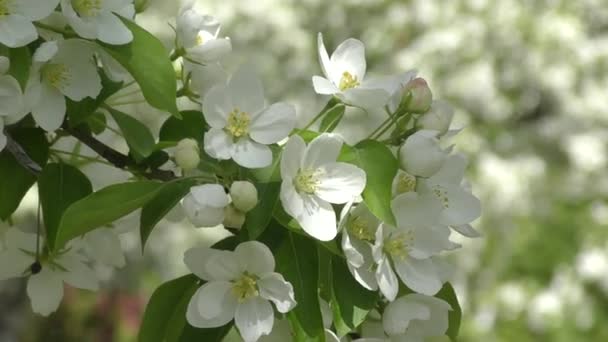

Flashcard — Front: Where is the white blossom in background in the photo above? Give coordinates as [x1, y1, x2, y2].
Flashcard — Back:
[398, 130, 447, 178]
[176, 3, 231, 64]
[280, 133, 366, 241]
[0, 56, 26, 151]
[79, 228, 126, 268]
[203, 67, 296, 168]
[0, 228, 99, 316]
[25, 40, 102, 131]
[0, 0, 58, 47]
[61, 0, 135, 45]
[184, 241, 296, 342]
[182, 184, 230, 227]
[313, 33, 394, 109]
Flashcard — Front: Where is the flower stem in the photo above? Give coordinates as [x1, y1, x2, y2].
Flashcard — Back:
[34, 22, 77, 38]
[301, 98, 339, 132]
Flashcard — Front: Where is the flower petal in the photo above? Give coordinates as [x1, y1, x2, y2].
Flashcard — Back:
[27, 268, 64, 316]
[204, 128, 233, 160]
[196, 281, 235, 319]
[188, 62, 228, 97]
[203, 85, 231, 128]
[232, 138, 272, 168]
[393, 257, 442, 296]
[57, 252, 99, 291]
[184, 247, 241, 281]
[280, 135, 305, 179]
[329, 38, 366, 84]
[190, 184, 230, 208]
[83, 228, 125, 268]
[317, 33, 332, 80]
[235, 296, 274, 342]
[312, 75, 338, 95]
[297, 195, 337, 241]
[340, 87, 390, 109]
[0, 249, 31, 280]
[383, 296, 431, 335]
[438, 185, 481, 226]
[95, 12, 133, 45]
[375, 256, 399, 301]
[61, 0, 97, 39]
[235, 241, 275, 275]
[0, 75, 24, 116]
[182, 194, 226, 228]
[280, 180, 304, 219]
[0, 15, 38, 48]
[451, 223, 481, 238]
[16, 0, 59, 20]
[187, 284, 237, 328]
[409, 225, 452, 259]
[249, 102, 296, 144]
[33, 41, 58, 62]
[188, 38, 232, 64]
[31, 83, 66, 132]
[258, 273, 296, 313]
[227, 66, 265, 115]
[315, 162, 366, 204]
[302, 133, 342, 170]
[391, 192, 443, 228]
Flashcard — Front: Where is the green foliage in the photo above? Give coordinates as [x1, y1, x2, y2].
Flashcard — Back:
[8, 47, 30, 90]
[319, 104, 345, 133]
[244, 182, 281, 239]
[107, 107, 156, 162]
[67, 70, 123, 126]
[54, 181, 162, 250]
[159, 110, 207, 142]
[436, 283, 462, 341]
[38, 163, 92, 251]
[101, 18, 179, 116]
[0, 128, 48, 220]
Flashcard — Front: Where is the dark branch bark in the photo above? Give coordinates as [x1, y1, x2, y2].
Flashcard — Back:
[4, 132, 42, 175]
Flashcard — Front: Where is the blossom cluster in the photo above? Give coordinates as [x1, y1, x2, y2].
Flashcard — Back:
[0, 1, 481, 341]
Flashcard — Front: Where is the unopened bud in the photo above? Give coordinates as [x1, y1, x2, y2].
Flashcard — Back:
[418, 100, 454, 135]
[0, 56, 9, 74]
[134, 0, 150, 13]
[223, 205, 246, 229]
[174, 138, 200, 170]
[403, 78, 432, 113]
[399, 130, 446, 177]
[229, 181, 258, 212]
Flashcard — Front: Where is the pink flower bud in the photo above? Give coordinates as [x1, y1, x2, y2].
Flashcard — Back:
[403, 78, 432, 113]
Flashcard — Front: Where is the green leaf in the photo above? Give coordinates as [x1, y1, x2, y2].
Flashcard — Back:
[276, 232, 325, 342]
[140, 178, 195, 249]
[339, 140, 398, 225]
[436, 283, 462, 341]
[108, 107, 156, 161]
[159, 110, 207, 142]
[0, 128, 49, 219]
[54, 181, 162, 250]
[244, 182, 280, 239]
[8, 47, 31, 90]
[38, 163, 93, 251]
[101, 18, 179, 116]
[330, 257, 378, 337]
[319, 104, 345, 133]
[67, 70, 123, 126]
[85, 112, 108, 135]
[249, 145, 281, 183]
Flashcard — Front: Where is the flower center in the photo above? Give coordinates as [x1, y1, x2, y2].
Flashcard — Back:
[41, 63, 70, 89]
[0, 0, 13, 16]
[294, 169, 320, 194]
[232, 273, 259, 302]
[395, 172, 417, 195]
[348, 216, 375, 241]
[72, 0, 102, 17]
[226, 108, 250, 138]
[339, 71, 360, 91]
[383, 231, 414, 260]
[432, 185, 449, 208]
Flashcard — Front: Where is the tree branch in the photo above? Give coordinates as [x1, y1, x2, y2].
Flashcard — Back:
[4, 132, 42, 175]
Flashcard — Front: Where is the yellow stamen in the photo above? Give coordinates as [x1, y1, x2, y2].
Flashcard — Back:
[395, 172, 417, 195]
[226, 108, 250, 138]
[339, 71, 360, 91]
[383, 231, 414, 260]
[72, 0, 102, 17]
[41, 63, 70, 89]
[294, 169, 319, 194]
[348, 216, 375, 241]
[433, 185, 449, 208]
[232, 273, 259, 302]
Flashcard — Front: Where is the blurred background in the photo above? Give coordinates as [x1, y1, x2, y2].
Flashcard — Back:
[1, 0, 608, 341]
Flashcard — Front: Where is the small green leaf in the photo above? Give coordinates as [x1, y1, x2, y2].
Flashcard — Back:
[140, 178, 196, 249]
[159, 110, 207, 142]
[54, 181, 162, 250]
[38, 163, 93, 251]
[340, 140, 398, 225]
[101, 18, 179, 116]
[436, 283, 462, 340]
[244, 182, 280, 239]
[319, 104, 345, 133]
[8, 47, 31, 90]
[276, 232, 325, 342]
[108, 107, 156, 161]
[0, 128, 49, 219]
[330, 257, 378, 337]
[67, 70, 123, 126]
[85, 112, 108, 135]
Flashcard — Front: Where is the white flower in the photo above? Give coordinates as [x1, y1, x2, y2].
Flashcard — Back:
[0, 0, 58, 47]
[372, 192, 454, 300]
[400, 77, 433, 113]
[25, 40, 102, 131]
[176, 4, 231, 64]
[391, 170, 417, 197]
[61, 0, 135, 45]
[230, 181, 258, 213]
[174, 138, 200, 170]
[418, 100, 454, 135]
[0, 56, 26, 151]
[0, 228, 99, 316]
[203, 66, 296, 168]
[79, 228, 126, 268]
[313, 33, 393, 109]
[398, 130, 447, 178]
[280, 133, 367, 241]
[184, 241, 296, 342]
[187, 62, 228, 97]
[182, 184, 230, 227]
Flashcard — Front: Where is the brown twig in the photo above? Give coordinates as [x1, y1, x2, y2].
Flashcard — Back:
[4, 131, 42, 175]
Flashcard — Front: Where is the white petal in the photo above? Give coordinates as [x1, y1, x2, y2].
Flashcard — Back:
[258, 273, 296, 313]
[188, 62, 228, 97]
[235, 241, 275, 275]
[203, 85, 231, 128]
[312, 76, 338, 95]
[409, 225, 452, 259]
[33, 41, 58, 62]
[297, 195, 337, 241]
[0, 56, 8, 74]
[383, 297, 431, 336]
[375, 256, 399, 301]
[235, 296, 274, 342]
[203, 250, 242, 281]
[280, 135, 305, 179]
[0, 123, 6, 151]
[31, 84, 66, 131]
[451, 223, 481, 238]
[84, 229, 125, 268]
[280, 180, 304, 219]
[60, 0, 97, 39]
[302, 133, 342, 170]
[348, 259, 378, 291]
[4, 227, 38, 252]
[329, 38, 366, 84]
[393, 257, 442, 296]
[439, 185, 481, 226]
[340, 87, 390, 109]
[227, 66, 265, 115]
[232, 138, 272, 168]
[429, 153, 468, 185]
[342, 232, 364, 268]
[0, 249, 31, 280]
[17, 0, 59, 20]
[404, 294, 452, 337]
[249, 103, 296, 144]
[57, 252, 99, 291]
[96, 13, 133, 45]
[316, 162, 366, 204]
[61, 60, 102, 101]
[0, 15, 38, 48]
[182, 194, 226, 227]
[187, 38, 232, 64]
[184, 247, 222, 280]
[187, 284, 237, 328]
[317, 33, 332, 79]
[0, 75, 24, 116]
[196, 281, 234, 319]
[27, 268, 64, 316]
[399, 131, 446, 178]
[190, 184, 230, 208]
[325, 330, 341, 342]
[391, 192, 443, 228]
[204, 128, 233, 160]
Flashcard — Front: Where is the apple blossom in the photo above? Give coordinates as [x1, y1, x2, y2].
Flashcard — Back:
[182, 184, 230, 227]
[79, 228, 126, 268]
[184, 241, 296, 342]
[175, 4, 231, 64]
[0, 0, 58, 47]
[398, 130, 447, 178]
[230, 181, 258, 213]
[280, 133, 367, 241]
[418, 100, 455, 135]
[61, 0, 135, 45]
[0, 56, 26, 151]
[203, 67, 296, 168]
[401, 77, 433, 113]
[223, 204, 246, 229]
[174, 138, 200, 170]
